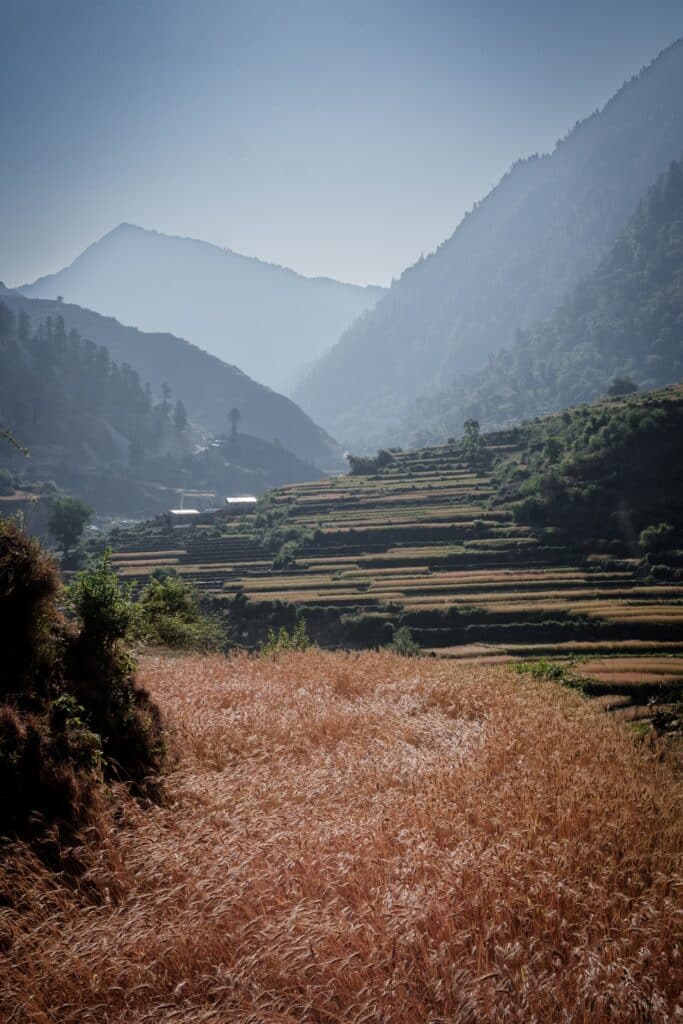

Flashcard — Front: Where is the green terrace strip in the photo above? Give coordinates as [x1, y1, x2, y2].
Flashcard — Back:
[108, 384, 683, 722]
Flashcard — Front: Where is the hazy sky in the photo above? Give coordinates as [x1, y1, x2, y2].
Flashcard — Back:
[2, 0, 682, 288]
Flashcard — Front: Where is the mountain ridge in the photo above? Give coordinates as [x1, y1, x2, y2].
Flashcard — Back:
[20, 223, 385, 394]
[401, 152, 683, 443]
[294, 37, 683, 443]
[26, 222, 385, 293]
[0, 284, 342, 468]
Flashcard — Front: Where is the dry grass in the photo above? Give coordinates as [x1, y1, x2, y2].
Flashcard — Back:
[1, 650, 681, 1023]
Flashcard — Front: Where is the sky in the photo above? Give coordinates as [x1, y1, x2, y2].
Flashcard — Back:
[1, 0, 682, 288]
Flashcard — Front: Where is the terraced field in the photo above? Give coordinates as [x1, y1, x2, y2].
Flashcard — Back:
[110, 391, 683, 720]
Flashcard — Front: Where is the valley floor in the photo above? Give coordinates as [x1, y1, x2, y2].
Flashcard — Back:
[1, 651, 681, 1022]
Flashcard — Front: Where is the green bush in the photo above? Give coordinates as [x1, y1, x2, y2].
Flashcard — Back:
[273, 541, 298, 570]
[259, 618, 311, 655]
[135, 572, 226, 651]
[348, 449, 395, 476]
[387, 625, 421, 657]
[639, 522, 675, 555]
[0, 524, 165, 847]
[68, 550, 134, 651]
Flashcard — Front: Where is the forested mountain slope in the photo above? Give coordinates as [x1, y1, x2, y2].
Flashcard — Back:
[0, 302, 181, 470]
[20, 224, 384, 393]
[404, 154, 683, 441]
[0, 302, 323, 516]
[0, 286, 341, 468]
[295, 38, 683, 442]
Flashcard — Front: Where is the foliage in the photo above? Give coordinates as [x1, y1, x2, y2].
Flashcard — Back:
[639, 521, 675, 555]
[406, 154, 683, 440]
[497, 389, 683, 545]
[513, 658, 581, 689]
[173, 398, 187, 432]
[386, 624, 421, 657]
[0, 425, 29, 457]
[297, 45, 683, 443]
[135, 572, 226, 651]
[608, 375, 639, 397]
[48, 496, 93, 554]
[462, 418, 485, 464]
[68, 550, 134, 650]
[228, 406, 241, 438]
[0, 521, 164, 844]
[0, 306, 173, 467]
[348, 449, 395, 476]
[259, 618, 311, 655]
[272, 540, 299, 570]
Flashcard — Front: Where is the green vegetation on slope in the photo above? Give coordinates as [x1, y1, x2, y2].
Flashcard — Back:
[106, 385, 683, 719]
[0, 303, 324, 517]
[411, 155, 683, 439]
[0, 284, 342, 467]
[295, 38, 683, 443]
[0, 302, 177, 466]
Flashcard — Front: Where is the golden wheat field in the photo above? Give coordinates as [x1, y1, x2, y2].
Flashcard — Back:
[1, 651, 681, 1023]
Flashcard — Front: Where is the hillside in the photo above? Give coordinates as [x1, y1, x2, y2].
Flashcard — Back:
[295, 38, 683, 443]
[0, 301, 324, 517]
[20, 223, 384, 393]
[404, 154, 683, 440]
[109, 385, 683, 718]
[0, 286, 341, 468]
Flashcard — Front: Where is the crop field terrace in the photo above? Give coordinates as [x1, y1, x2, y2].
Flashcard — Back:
[109, 395, 683, 721]
[2, 651, 681, 1023]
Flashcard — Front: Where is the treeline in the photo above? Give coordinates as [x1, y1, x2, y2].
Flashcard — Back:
[491, 388, 683, 550]
[0, 303, 184, 467]
[411, 156, 683, 441]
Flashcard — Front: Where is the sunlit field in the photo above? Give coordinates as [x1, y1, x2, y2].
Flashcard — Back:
[1, 651, 681, 1023]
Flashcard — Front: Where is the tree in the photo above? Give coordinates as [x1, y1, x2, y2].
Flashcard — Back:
[608, 376, 639, 398]
[173, 399, 187, 433]
[48, 496, 93, 554]
[639, 522, 675, 556]
[228, 406, 241, 438]
[161, 382, 172, 419]
[462, 418, 485, 464]
[0, 427, 28, 457]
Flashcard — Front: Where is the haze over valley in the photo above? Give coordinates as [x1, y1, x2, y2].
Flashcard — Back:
[21, 224, 384, 394]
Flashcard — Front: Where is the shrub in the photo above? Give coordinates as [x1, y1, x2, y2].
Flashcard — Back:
[68, 550, 134, 652]
[0, 525, 165, 845]
[273, 541, 298, 570]
[387, 624, 421, 657]
[348, 449, 395, 476]
[639, 522, 675, 556]
[260, 618, 311, 655]
[135, 572, 226, 652]
[607, 375, 639, 397]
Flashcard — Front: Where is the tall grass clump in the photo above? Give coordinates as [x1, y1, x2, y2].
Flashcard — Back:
[0, 649, 680, 1022]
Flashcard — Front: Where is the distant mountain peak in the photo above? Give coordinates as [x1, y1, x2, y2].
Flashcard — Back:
[21, 225, 385, 393]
